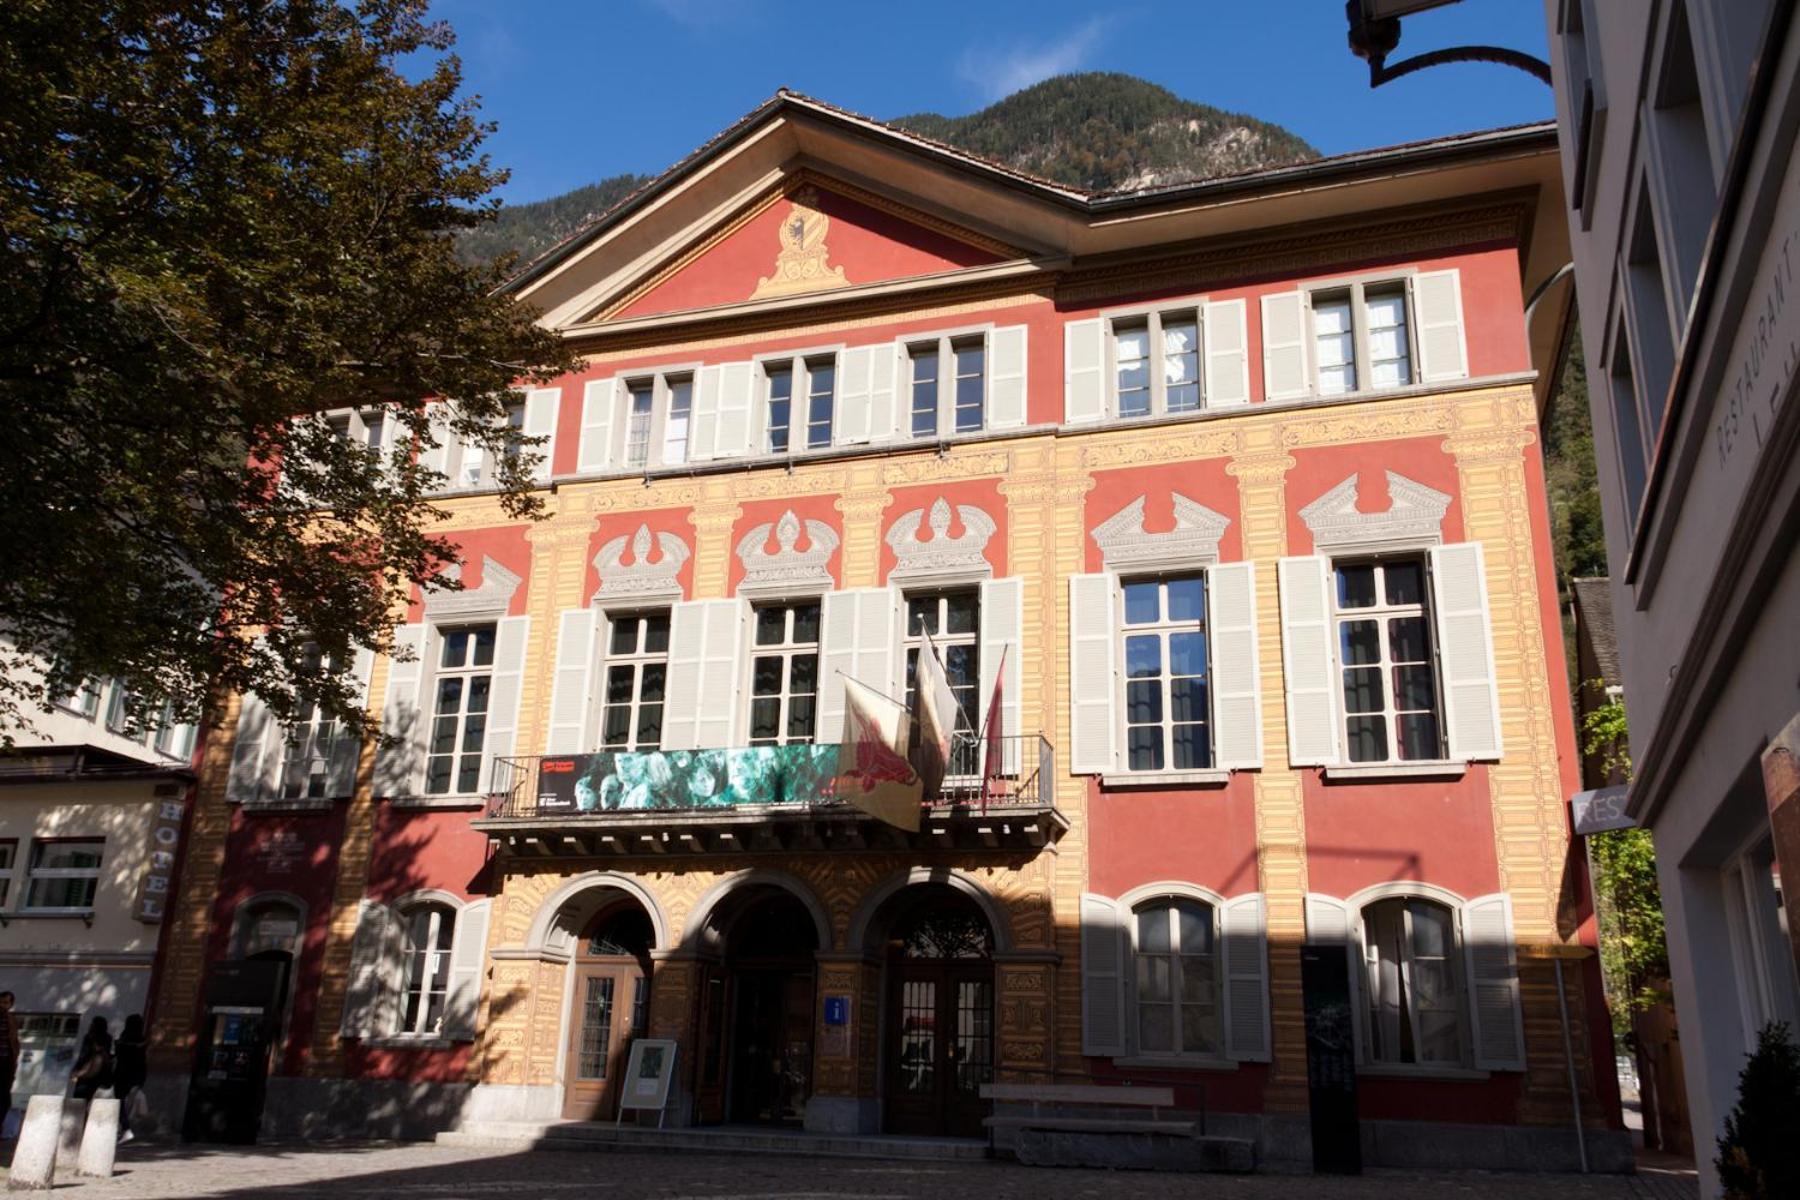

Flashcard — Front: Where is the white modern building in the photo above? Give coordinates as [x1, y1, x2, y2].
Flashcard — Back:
[0, 670, 196, 1110]
[1545, 1, 1800, 1191]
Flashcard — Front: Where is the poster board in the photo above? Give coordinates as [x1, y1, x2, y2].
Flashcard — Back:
[617, 1039, 679, 1126]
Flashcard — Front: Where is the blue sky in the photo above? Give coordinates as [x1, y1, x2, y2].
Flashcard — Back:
[429, 0, 1554, 206]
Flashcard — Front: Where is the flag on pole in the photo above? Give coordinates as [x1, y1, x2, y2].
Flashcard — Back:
[834, 677, 922, 832]
[980, 645, 1007, 804]
[913, 629, 958, 801]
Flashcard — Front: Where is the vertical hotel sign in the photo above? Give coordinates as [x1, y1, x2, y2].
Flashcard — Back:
[134, 799, 184, 923]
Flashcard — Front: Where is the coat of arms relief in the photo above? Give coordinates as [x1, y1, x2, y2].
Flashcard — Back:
[750, 187, 849, 299]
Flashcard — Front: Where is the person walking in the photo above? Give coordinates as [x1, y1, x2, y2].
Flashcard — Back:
[69, 1016, 113, 1102]
[113, 1014, 147, 1143]
[0, 992, 19, 1132]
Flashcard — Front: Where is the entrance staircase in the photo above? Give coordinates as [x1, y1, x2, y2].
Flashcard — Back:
[436, 1119, 990, 1162]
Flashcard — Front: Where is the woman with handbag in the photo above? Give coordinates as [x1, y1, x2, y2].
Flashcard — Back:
[113, 1015, 147, 1143]
[69, 1016, 114, 1102]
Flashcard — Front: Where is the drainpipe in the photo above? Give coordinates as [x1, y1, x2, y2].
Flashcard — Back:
[1554, 955, 1590, 1173]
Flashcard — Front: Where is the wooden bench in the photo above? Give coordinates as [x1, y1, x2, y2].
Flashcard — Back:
[979, 1083, 1252, 1173]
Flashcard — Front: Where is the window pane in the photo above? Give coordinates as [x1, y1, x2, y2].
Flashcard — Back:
[791, 604, 820, 644]
[1388, 615, 1429, 664]
[789, 653, 818, 694]
[1138, 1005, 1174, 1053]
[440, 630, 468, 668]
[1337, 564, 1377, 609]
[636, 703, 663, 748]
[1127, 726, 1163, 771]
[1365, 289, 1411, 389]
[1168, 632, 1207, 677]
[906, 597, 935, 636]
[1122, 581, 1160, 625]
[1176, 901, 1211, 954]
[639, 664, 665, 703]
[1169, 677, 1207, 723]
[1313, 296, 1356, 395]
[943, 593, 978, 635]
[610, 617, 640, 655]
[786, 695, 815, 740]
[1124, 635, 1161, 678]
[1180, 958, 1215, 1003]
[1114, 327, 1148, 361]
[1166, 577, 1205, 622]
[472, 627, 496, 667]
[1384, 560, 1424, 606]
[1136, 908, 1171, 953]
[1342, 666, 1384, 714]
[755, 606, 786, 646]
[752, 656, 782, 696]
[602, 706, 630, 746]
[643, 613, 670, 653]
[1397, 712, 1441, 761]
[1126, 680, 1163, 724]
[749, 697, 780, 741]
[605, 665, 635, 704]
[1339, 620, 1381, 665]
[466, 676, 490, 715]
[1173, 722, 1210, 770]
[1345, 716, 1388, 763]
[1181, 1005, 1216, 1054]
[1394, 664, 1436, 711]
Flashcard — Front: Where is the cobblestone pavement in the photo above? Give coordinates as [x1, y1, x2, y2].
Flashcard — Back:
[0, 1141, 1701, 1200]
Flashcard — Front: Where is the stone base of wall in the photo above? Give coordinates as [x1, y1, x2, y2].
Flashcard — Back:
[133, 1071, 471, 1143]
[459, 1083, 562, 1126]
[803, 1095, 880, 1133]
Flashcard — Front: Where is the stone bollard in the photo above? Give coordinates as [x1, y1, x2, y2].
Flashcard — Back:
[78, 1099, 121, 1178]
[6, 1096, 66, 1191]
[53, 1099, 87, 1171]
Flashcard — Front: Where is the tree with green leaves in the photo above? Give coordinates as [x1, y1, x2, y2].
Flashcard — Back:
[0, 0, 576, 741]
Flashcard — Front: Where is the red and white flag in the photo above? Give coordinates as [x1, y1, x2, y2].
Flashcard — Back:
[912, 629, 959, 800]
[980, 645, 1007, 803]
[834, 677, 922, 832]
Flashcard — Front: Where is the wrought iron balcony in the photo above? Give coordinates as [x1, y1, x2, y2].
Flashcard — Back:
[473, 734, 1065, 858]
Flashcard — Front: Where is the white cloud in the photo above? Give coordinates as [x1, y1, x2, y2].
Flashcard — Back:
[959, 16, 1115, 101]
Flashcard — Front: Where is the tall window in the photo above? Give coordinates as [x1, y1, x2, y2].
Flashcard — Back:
[498, 399, 527, 466]
[601, 611, 669, 751]
[904, 593, 981, 771]
[24, 839, 104, 911]
[1333, 559, 1442, 764]
[908, 336, 986, 438]
[426, 625, 495, 795]
[766, 364, 793, 453]
[662, 375, 693, 465]
[1120, 575, 1210, 772]
[0, 840, 15, 907]
[1109, 308, 1202, 417]
[280, 645, 339, 801]
[400, 903, 456, 1036]
[55, 679, 101, 719]
[623, 380, 654, 469]
[1133, 896, 1220, 1056]
[105, 683, 146, 742]
[748, 602, 820, 745]
[805, 356, 834, 449]
[1310, 283, 1414, 396]
[1362, 897, 1462, 1066]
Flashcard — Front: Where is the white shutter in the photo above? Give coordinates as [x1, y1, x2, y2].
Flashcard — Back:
[817, 588, 899, 744]
[479, 616, 530, 794]
[835, 345, 876, 445]
[225, 690, 277, 804]
[871, 343, 900, 442]
[978, 576, 1025, 774]
[715, 362, 756, 458]
[578, 378, 619, 473]
[1222, 893, 1271, 1062]
[340, 900, 402, 1038]
[1203, 299, 1249, 407]
[1277, 556, 1340, 766]
[420, 404, 453, 486]
[523, 387, 560, 483]
[545, 607, 598, 754]
[1207, 561, 1262, 770]
[662, 600, 745, 750]
[1428, 543, 1503, 761]
[1412, 269, 1468, 382]
[1261, 292, 1311, 401]
[373, 623, 428, 799]
[988, 325, 1029, 429]
[1063, 318, 1107, 424]
[442, 899, 492, 1041]
[326, 647, 376, 798]
[1068, 573, 1117, 774]
[1305, 893, 1365, 1063]
[1079, 893, 1127, 1057]
[1462, 893, 1526, 1071]
[690, 365, 722, 460]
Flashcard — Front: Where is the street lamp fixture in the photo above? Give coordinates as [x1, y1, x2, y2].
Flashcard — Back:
[1345, 0, 1552, 88]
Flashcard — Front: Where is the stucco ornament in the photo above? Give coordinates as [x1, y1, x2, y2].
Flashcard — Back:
[736, 509, 838, 592]
[886, 497, 996, 580]
[593, 524, 690, 602]
[750, 187, 849, 299]
[422, 555, 523, 619]
[1090, 493, 1231, 570]
[1300, 470, 1452, 553]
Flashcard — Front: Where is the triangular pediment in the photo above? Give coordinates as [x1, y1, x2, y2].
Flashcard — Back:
[586, 173, 1019, 324]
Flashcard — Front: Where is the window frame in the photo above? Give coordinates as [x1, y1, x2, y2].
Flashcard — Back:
[1099, 302, 1207, 420]
[1356, 893, 1470, 1071]
[0, 838, 16, 908]
[598, 609, 671, 752]
[1301, 275, 1421, 399]
[397, 901, 457, 1038]
[1328, 556, 1448, 767]
[901, 590, 982, 776]
[613, 369, 701, 471]
[53, 679, 102, 720]
[22, 837, 105, 914]
[1119, 886, 1229, 1064]
[746, 601, 822, 747]
[423, 623, 497, 798]
[1115, 572, 1215, 776]
[278, 644, 343, 802]
[757, 350, 841, 454]
[905, 330, 991, 439]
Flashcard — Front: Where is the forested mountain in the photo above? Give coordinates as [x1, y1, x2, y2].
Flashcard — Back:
[460, 73, 1316, 267]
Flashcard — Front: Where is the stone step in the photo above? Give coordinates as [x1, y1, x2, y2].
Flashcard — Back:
[437, 1121, 988, 1162]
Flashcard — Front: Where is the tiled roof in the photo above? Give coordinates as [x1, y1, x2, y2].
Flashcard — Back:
[1570, 576, 1621, 689]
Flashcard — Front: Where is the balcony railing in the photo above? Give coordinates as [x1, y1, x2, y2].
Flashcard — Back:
[483, 733, 1055, 823]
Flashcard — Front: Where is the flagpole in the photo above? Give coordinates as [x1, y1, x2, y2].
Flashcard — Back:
[831, 668, 908, 712]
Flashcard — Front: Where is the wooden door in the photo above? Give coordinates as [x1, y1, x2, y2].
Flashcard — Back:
[561, 963, 643, 1120]
[884, 962, 994, 1137]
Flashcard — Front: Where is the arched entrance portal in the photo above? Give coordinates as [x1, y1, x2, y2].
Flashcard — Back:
[561, 901, 654, 1120]
[878, 885, 996, 1138]
[692, 887, 820, 1127]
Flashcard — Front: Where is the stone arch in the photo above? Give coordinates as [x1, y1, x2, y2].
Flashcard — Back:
[227, 889, 309, 958]
[847, 867, 1014, 956]
[522, 871, 671, 957]
[680, 868, 832, 956]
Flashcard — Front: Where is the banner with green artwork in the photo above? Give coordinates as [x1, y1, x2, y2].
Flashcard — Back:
[534, 745, 842, 814]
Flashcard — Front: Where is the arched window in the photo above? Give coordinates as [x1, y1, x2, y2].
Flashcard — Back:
[236, 898, 303, 959]
[1131, 895, 1219, 1056]
[1361, 896, 1462, 1066]
[399, 902, 457, 1036]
